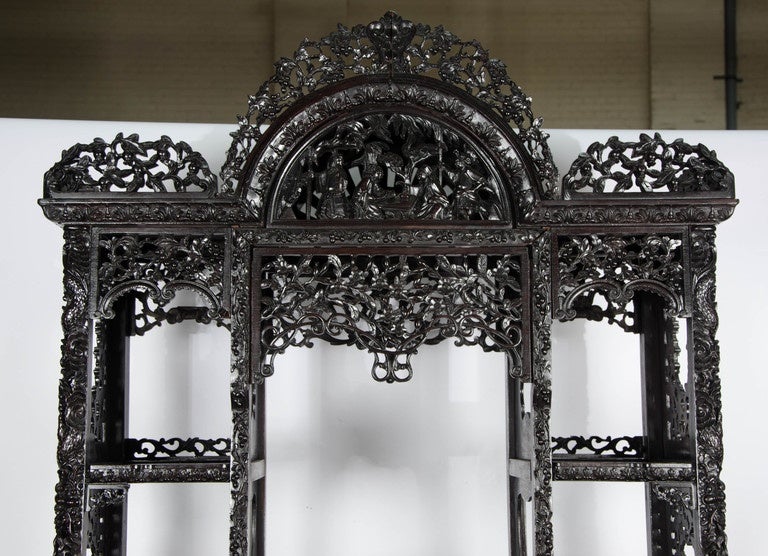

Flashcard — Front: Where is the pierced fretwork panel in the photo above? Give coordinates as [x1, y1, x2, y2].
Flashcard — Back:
[96, 234, 228, 322]
[260, 253, 525, 383]
[555, 234, 686, 323]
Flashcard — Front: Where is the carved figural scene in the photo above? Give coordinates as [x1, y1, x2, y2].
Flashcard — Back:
[39, 11, 736, 556]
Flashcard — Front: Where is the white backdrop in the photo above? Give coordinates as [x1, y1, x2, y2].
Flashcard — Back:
[0, 119, 765, 555]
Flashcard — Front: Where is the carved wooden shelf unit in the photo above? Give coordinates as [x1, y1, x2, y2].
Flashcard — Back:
[40, 13, 736, 556]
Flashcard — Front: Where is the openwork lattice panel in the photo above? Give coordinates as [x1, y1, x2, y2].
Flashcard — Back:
[260, 253, 526, 383]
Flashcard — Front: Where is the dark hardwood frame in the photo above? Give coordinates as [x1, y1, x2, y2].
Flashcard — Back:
[40, 12, 736, 556]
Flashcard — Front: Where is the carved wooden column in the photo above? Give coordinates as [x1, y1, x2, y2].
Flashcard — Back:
[54, 226, 93, 554]
[690, 227, 728, 555]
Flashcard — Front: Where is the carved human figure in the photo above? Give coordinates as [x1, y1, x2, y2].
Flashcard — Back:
[354, 165, 385, 219]
[447, 151, 501, 219]
[318, 152, 350, 219]
[414, 166, 450, 219]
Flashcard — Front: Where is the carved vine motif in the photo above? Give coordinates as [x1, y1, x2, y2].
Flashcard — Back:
[649, 483, 696, 555]
[556, 234, 685, 321]
[221, 12, 555, 195]
[45, 133, 218, 196]
[567, 290, 639, 333]
[562, 133, 734, 198]
[125, 437, 231, 459]
[690, 227, 728, 554]
[54, 227, 92, 555]
[229, 231, 252, 556]
[276, 112, 508, 221]
[551, 435, 645, 458]
[97, 235, 226, 320]
[531, 232, 554, 555]
[261, 254, 524, 383]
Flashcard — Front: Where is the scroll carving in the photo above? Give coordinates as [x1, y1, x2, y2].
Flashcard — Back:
[261, 254, 524, 383]
[45, 133, 217, 196]
[97, 235, 227, 321]
[125, 437, 230, 460]
[551, 435, 645, 458]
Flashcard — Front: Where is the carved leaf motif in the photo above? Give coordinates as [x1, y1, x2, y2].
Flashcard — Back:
[260, 254, 524, 383]
[562, 133, 734, 198]
[221, 12, 555, 198]
[45, 133, 218, 196]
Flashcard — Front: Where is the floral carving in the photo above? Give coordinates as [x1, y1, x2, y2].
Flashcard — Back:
[261, 254, 525, 383]
[229, 230, 252, 556]
[531, 232, 554, 555]
[45, 133, 217, 196]
[97, 235, 226, 320]
[556, 234, 685, 320]
[690, 228, 728, 554]
[562, 133, 734, 198]
[221, 12, 555, 197]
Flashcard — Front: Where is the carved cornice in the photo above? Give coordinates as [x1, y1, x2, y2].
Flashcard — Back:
[530, 200, 737, 226]
[39, 199, 252, 225]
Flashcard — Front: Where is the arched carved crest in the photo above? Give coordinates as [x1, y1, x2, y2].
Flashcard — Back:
[221, 11, 556, 209]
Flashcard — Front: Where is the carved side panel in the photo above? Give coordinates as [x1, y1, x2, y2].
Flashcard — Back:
[690, 228, 728, 554]
[229, 231, 253, 556]
[85, 485, 129, 556]
[54, 226, 93, 555]
[532, 232, 554, 555]
[647, 482, 696, 555]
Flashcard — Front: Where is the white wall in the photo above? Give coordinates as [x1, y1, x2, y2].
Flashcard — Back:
[0, 120, 764, 555]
